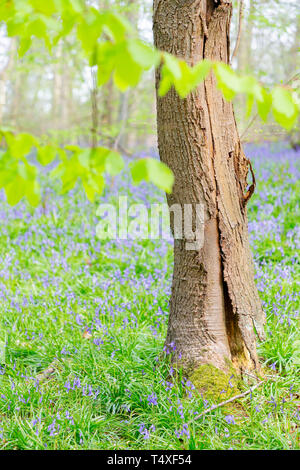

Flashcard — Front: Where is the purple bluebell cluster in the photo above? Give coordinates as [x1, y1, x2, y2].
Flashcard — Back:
[0, 142, 299, 450]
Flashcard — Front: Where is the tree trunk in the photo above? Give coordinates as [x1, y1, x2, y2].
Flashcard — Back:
[153, 0, 265, 373]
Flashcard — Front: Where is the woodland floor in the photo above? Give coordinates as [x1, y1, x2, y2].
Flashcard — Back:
[0, 142, 299, 450]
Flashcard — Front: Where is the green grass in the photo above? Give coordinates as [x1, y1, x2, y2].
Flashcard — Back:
[0, 144, 299, 450]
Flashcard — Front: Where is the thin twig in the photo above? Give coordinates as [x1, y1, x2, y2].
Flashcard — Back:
[231, 0, 244, 63]
[35, 359, 60, 384]
[242, 370, 278, 380]
[96, 131, 135, 158]
[194, 380, 265, 420]
[240, 113, 257, 141]
[242, 370, 262, 380]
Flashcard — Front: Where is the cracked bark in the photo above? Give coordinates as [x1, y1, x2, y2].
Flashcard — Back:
[153, 0, 265, 372]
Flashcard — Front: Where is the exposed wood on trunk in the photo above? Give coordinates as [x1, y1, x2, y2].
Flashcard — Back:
[153, 0, 265, 372]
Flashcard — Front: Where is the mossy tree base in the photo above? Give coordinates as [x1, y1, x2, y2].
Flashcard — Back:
[188, 363, 247, 414]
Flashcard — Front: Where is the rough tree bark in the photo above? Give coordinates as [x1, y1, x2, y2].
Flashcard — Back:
[153, 0, 265, 373]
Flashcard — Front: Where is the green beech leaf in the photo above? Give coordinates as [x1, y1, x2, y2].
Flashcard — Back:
[158, 67, 173, 96]
[82, 175, 104, 202]
[5, 132, 37, 159]
[113, 44, 143, 91]
[127, 39, 160, 69]
[101, 11, 131, 42]
[91, 147, 110, 171]
[82, 178, 96, 202]
[257, 89, 272, 122]
[173, 59, 212, 98]
[78, 149, 91, 169]
[130, 158, 174, 193]
[0, 1, 15, 21]
[105, 151, 124, 176]
[19, 36, 32, 57]
[271, 86, 298, 129]
[4, 175, 25, 205]
[96, 42, 117, 86]
[25, 179, 41, 206]
[37, 145, 57, 165]
[77, 13, 103, 56]
[29, 0, 56, 16]
[163, 53, 182, 80]
[213, 62, 241, 100]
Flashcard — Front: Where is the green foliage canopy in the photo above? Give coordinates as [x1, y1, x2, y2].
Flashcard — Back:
[0, 0, 298, 205]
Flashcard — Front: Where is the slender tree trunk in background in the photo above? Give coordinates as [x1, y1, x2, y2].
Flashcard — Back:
[237, 0, 254, 74]
[289, 13, 300, 149]
[0, 38, 17, 125]
[236, 0, 254, 131]
[52, 42, 63, 129]
[115, 90, 129, 149]
[11, 70, 21, 130]
[61, 48, 71, 131]
[52, 41, 73, 137]
[101, 77, 114, 130]
[154, 0, 265, 373]
[91, 67, 99, 148]
[0, 78, 5, 125]
[99, 0, 114, 135]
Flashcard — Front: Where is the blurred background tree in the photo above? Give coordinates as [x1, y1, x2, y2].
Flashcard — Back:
[231, 0, 299, 142]
[0, 0, 157, 152]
